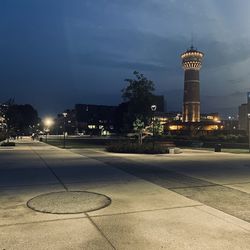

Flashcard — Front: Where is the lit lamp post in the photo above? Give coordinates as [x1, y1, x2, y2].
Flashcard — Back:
[44, 117, 54, 143]
[151, 104, 157, 146]
[228, 116, 232, 133]
[62, 112, 67, 148]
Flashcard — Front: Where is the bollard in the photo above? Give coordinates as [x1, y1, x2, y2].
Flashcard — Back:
[214, 144, 222, 152]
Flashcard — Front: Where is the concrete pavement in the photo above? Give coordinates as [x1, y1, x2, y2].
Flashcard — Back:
[0, 138, 250, 249]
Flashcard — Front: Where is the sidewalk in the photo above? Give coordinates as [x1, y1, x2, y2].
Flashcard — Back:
[0, 138, 249, 249]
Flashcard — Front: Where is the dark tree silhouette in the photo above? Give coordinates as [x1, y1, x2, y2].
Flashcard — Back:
[121, 71, 155, 131]
[6, 104, 39, 135]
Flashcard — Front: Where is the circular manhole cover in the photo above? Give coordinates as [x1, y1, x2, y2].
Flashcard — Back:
[27, 191, 111, 214]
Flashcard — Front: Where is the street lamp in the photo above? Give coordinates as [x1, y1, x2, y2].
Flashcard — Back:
[151, 105, 157, 136]
[151, 105, 157, 112]
[44, 117, 54, 143]
[62, 112, 67, 148]
[151, 105, 157, 148]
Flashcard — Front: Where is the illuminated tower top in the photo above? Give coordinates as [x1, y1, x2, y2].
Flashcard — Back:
[181, 46, 204, 71]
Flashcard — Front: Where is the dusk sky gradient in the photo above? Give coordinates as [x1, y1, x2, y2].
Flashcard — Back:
[1, 0, 250, 117]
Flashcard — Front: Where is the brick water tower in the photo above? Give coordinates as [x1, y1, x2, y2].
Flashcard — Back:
[181, 46, 204, 122]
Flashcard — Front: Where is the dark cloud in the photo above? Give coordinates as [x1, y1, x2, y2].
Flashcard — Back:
[202, 39, 250, 69]
[78, 53, 166, 71]
[70, 28, 185, 70]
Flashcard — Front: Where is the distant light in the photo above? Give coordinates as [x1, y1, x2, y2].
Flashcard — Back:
[44, 117, 54, 128]
[169, 125, 181, 130]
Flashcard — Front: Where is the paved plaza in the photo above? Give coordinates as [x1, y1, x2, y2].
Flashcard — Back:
[0, 138, 250, 249]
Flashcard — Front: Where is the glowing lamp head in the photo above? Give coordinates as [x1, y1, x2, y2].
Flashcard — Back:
[151, 105, 157, 112]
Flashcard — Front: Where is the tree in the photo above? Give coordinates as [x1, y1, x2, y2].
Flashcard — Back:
[148, 118, 164, 136]
[6, 104, 39, 135]
[133, 118, 145, 144]
[121, 71, 155, 131]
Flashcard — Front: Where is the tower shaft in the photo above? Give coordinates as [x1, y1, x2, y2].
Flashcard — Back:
[183, 69, 200, 122]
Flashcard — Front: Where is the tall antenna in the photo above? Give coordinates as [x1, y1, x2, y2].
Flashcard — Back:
[191, 33, 194, 49]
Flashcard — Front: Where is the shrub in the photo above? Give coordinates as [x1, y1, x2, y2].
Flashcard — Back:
[106, 142, 167, 154]
[0, 134, 6, 142]
[1, 141, 16, 147]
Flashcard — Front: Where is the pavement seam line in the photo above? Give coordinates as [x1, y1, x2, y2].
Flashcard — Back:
[195, 206, 250, 233]
[0, 216, 88, 228]
[30, 146, 68, 191]
[0, 182, 60, 189]
[85, 213, 116, 250]
[168, 184, 219, 189]
[222, 181, 250, 185]
[87, 204, 203, 218]
[0, 205, 202, 228]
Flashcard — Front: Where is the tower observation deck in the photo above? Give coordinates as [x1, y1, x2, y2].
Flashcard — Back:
[181, 46, 204, 122]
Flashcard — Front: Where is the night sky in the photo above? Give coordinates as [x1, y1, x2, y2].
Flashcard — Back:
[1, 0, 250, 118]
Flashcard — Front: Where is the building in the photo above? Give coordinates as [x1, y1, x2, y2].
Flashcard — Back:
[164, 112, 222, 133]
[55, 109, 77, 135]
[221, 117, 238, 132]
[54, 104, 117, 135]
[200, 113, 220, 122]
[0, 105, 7, 133]
[238, 104, 248, 131]
[238, 92, 250, 132]
[75, 104, 117, 135]
[54, 94, 165, 135]
[181, 46, 204, 122]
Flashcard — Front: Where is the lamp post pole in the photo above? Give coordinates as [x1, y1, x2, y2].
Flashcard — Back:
[153, 118, 155, 138]
[43, 117, 53, 144]
[151, 105, 157, 148]
[63, 122, 65, 148]
[62, 112, 67, 148]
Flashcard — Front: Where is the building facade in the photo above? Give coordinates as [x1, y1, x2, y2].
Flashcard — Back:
[75, 104, 116, 135]
[238, 92, 250, 132]
[238, 103, 248, 131]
